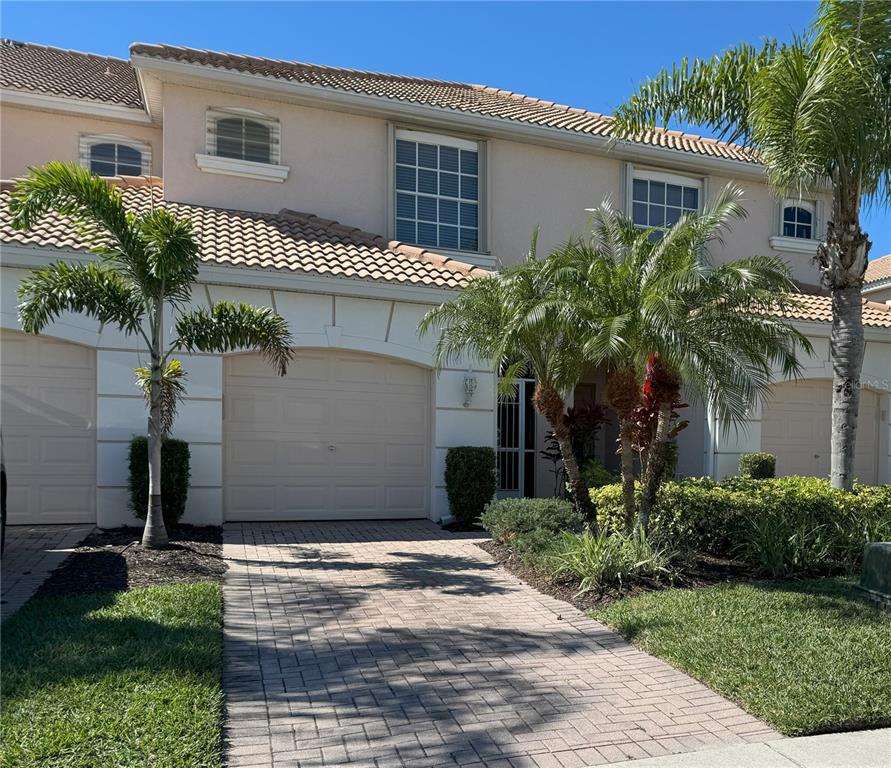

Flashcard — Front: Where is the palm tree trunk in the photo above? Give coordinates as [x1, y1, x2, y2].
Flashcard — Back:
[830, 285, 865, 490]
[141, 308, 168, 549]
[818, 192, 870, 492]
[533, 384, 598, 532]
[638, 402, 671, 534]
[618, 419, 635, 533]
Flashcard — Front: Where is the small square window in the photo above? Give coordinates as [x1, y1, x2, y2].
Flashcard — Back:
[418, 169, 437, 195]
[395, 140, 416, 165]
[460, 175, 478, 201]
[439, 225, 459, 249]
[460, 203, 478, 228]
[396, 193, 416, 219]
[632, 202, 648, 227]
[666, 185, 682, 207]
[649, 181, 665, 204]
[439, 199, 459, 225]
[439, 146, 459, 172]
[632, 179, 649, 202]
[439, 172, 459, 198]
[417, 222, 438, 246]
[395, 165, 416, 192]
[418, 143, 438, 168]
[460, 150, 478, 175]
[417, 196, 438, 222]
[396, 219, 416, 242]
[460, 228, 478, 251]
[683, 187, 699, 209]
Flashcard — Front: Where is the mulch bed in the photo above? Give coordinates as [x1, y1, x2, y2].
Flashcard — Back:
[36, 525, 225, 598]
[478, 538, 757, 613]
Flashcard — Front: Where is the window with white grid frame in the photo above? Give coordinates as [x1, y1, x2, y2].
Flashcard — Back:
[394, 130, 480, 252]
[782, 199, 815, 239]
[79, 134, 151, 177]
[206, 108, 280, 165]
[631, 171, 700, 234]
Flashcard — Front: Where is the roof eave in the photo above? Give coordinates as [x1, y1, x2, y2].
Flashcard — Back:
[130, 53, 770, 180]
[0, 87, 151, 124]
[0, 242, 460, 304]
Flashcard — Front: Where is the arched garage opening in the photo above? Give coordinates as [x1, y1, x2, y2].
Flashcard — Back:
[0, 329, 97, 524]
[223, 348, 432, 520]
[762, 379, 880, 485]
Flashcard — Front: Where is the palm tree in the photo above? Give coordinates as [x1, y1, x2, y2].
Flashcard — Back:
[419, 235, 599, 529]
[9, 163, 293, 548]
[611, 0, 891, 490]
[547, 184, 813, 532]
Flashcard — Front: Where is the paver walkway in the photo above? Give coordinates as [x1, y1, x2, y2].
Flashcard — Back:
[1, 524, 93, 621]
[222, 522, 778, 768]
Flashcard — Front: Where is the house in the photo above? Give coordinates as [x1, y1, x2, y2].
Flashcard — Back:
[1, 40, 889, 528]
[864, 254, 891, 304]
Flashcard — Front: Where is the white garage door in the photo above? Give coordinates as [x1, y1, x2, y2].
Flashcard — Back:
[762, 380, 880, 484]
[224, 349, 431, 520]
[0, 330, 96, 524]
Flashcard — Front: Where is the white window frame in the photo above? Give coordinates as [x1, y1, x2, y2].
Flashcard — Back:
[624, 163, 706, 232]
[770, 197, 822, 254]
[79, 134, 151, 176]
[196, 107, 289, 183]
[389, 126, 489, 261]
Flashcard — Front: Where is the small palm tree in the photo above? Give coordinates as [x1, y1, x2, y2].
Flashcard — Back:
[9, 163, 293, 548]
[611, 0, 891, 489]
[548, 184, 812, 532]
[419, 234, 599, 529]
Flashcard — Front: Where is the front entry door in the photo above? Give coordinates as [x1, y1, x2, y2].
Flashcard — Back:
[496, 378, 536, 498]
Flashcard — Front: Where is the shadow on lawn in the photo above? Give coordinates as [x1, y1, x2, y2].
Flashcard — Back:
[1, 587, 220, 699]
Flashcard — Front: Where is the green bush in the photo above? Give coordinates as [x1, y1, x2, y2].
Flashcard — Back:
[739, 452, 776, 479]
[444, 446, 497, 525]
[552, 530, 676, 594]
[128, 436, 191, 528]
[581, 458, 618, 489]
[591, 476, 891, 575]
[482, 497, 585, 572]
[481, 497, 583, 543]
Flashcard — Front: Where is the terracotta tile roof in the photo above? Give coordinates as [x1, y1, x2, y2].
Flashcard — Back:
[129, 42, 756, 165]
[0, 178, 485, 290]
[865, 254, 891, 286]
[1, 39, 142, 109]
[775, 293, 891, 329]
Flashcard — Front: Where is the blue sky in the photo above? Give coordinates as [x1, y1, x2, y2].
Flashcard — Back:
[2, 1, 888, 256]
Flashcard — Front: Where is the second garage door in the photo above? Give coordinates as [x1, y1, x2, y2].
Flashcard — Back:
[224, 349, 431, 520]
[762, 380, 880, 484]
[0, 330, 96, 524]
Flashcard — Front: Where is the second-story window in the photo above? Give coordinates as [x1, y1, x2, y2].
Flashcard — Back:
[782, 200, 815, 240]
[632, 171, 700, 234]
[207, 109, 280, 165]
[395, 129, 480, 252]
[80, 135, 151, 177]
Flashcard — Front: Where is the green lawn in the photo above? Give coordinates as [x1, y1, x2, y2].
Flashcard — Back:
[594, 577, 891, 736]
[0, 583, 223, 768]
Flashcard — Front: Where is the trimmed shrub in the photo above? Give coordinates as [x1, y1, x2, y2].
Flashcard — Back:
[444, 446, 497, 525]
[592, 476, 891, 575]
[581, 458, 618, 489]
[481, 497, 583, 543]
[128, 436, 191, 529]
[739, 452, 776, 479]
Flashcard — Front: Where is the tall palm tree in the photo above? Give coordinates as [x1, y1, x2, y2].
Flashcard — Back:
[547, 184, 813, 531]
[611, 0, 891, 490]
[9, 163, 293, 548]
[419, 235, 599, 529]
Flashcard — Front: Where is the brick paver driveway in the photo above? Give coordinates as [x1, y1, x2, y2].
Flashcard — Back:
[222, 522, 777, 768]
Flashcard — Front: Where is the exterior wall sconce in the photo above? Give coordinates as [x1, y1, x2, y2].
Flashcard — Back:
[463, 374, 478, 408]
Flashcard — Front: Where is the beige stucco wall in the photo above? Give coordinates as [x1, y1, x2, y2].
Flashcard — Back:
[160, 83, 390, 234]
[0, 105, 162, 178]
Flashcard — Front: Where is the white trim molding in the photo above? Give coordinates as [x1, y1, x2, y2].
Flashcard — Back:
[195, 153, 289, 182]
[769, 235, 819, 255]
[0, 87, 152, 124]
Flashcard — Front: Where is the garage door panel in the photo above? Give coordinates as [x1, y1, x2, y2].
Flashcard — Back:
[225, 350, 430, 520]
[762, 380, 879, 484]
[0, 331, 96, 524]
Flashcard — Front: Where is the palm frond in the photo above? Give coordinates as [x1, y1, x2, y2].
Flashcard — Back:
[16, 261, 145, 336]
[173, 303, 293, 375]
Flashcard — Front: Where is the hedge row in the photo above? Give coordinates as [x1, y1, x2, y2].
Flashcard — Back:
[592, 476, 891, 573]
